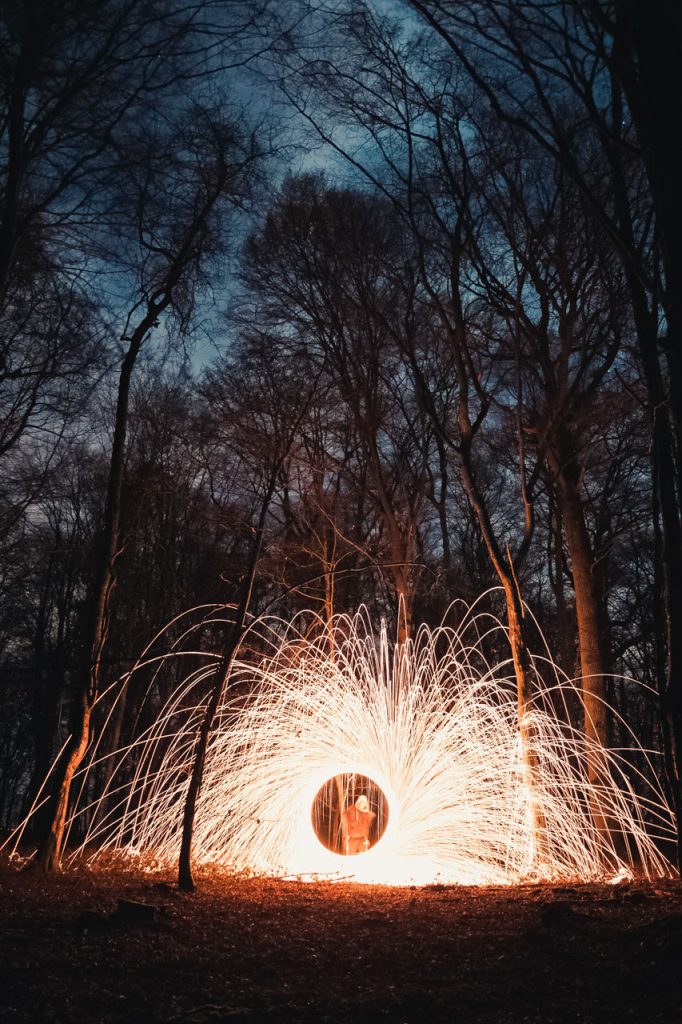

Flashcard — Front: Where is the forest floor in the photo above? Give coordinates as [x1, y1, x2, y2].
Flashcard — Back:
[1, 862, 682, 1024]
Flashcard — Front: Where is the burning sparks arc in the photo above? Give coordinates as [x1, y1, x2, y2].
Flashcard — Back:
[54, 606, 675, 884]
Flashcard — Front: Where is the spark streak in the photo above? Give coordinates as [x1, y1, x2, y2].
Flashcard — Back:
[49, 606, 678, 883]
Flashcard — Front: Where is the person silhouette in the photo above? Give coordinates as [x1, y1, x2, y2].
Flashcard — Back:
[341, 794, 375, 854]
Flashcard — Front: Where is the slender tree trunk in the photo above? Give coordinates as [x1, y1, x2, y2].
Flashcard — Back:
[178, 478, 275, 892]
[502, 574, 547, 866]
[435, 434, 452, 571]
[323, 529, 336, 647]
[547, 490, 574, 679]
[455, 449, 546, 863]
[176, 346, 322, 890]
[324, 568, 335, 633]
[375, 491, 414, 644]
[557, 491, 607, 739]
[32, 698, 92, 872]
[395, 568, 413, 646]
[33, 301, 165, 871]
[548, 453, 618, 847]
[654, 412, 682, 867]
[334, 774, 345, 853]
[616, 229, 682, 865]
[605, 36, 682, 866]
[352, 407, 416, 644]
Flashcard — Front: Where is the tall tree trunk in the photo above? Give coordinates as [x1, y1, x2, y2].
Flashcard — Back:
[434, 434, 452, 572]
[394, 567, 413, 647]
[609, 11, 682, 868]
[334, 774, 345, 854]
[323, 528, 336, 647]
[547, 489, 574, 678]
[370, 472, 415, 645]
[502, 574, 547, 866]
[652, 412, 682, 868]
[404, 290, 546, 856]
[548, 452, 616, 845]
[33, 300, 165, 872]
[456, 450, 546, 863]
[178, 477, 275, 893]
[31, 698, 92, 871]
[610, 177, 682, 865]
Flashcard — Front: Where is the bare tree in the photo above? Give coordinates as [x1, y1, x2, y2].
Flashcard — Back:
[177, 329, 323, 891]
[476, 141, 637, 838]
[0, 0, 291, 524]
[277, 0, 666, 852]
[278, 20, 548, 842]
[34, 108, 260, 871]
[242, 177, 433, 640]
[401, 0, 682, 866]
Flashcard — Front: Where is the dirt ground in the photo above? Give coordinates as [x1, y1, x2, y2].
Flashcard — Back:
[1, 863, 682, 1024]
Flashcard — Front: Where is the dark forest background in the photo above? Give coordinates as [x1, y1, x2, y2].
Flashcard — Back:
[1, 0, 681, 867]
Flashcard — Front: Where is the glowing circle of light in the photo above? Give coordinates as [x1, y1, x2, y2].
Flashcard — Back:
[311, 773, 390, 855]
[54, 604, 676, 885]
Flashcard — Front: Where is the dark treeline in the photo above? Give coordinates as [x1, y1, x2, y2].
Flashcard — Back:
[1, 0, 680, 869]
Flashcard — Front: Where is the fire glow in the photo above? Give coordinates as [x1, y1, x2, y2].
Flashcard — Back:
[38, 607, 676, 884]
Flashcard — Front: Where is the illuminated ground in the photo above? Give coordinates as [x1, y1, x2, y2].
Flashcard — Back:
[2, 864, 681, 1023]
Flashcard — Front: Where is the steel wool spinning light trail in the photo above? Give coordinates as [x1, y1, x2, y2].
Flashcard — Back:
[45, 606, 676, 884]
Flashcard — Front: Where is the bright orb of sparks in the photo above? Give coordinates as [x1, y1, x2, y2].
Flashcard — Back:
[70, 607, 675, 885]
